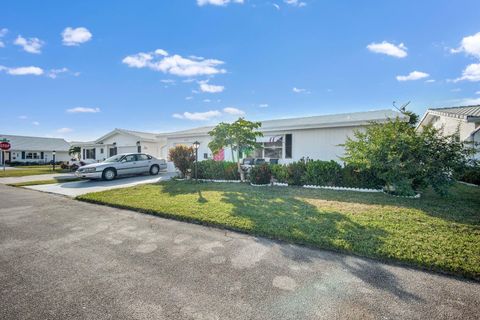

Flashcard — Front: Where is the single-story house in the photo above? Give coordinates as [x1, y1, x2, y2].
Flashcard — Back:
[417, 105, 480, 159]
[76, 109, 406, 172]
[0, 134, 71, 164]
[71, 128, 165, 162]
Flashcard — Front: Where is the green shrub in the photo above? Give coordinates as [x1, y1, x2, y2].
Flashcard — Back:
[249, 163, 272, 185]
[271, 164, 289, 183]
[169, 145, 195, 178]
[304, 160, 342, 186]
[455, 163, 480, 185]
[196, 160, 240, 180]
[286, 161, 306, 186]
[341, 165, 383, 189]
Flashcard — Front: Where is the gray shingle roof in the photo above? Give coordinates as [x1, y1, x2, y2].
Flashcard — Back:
[429, 105, 480, 120]
[0, 134, 70, 151]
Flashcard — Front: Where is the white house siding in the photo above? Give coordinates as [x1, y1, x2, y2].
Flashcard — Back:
[5, 150, 69, 163]
[288, 126, 364, 162]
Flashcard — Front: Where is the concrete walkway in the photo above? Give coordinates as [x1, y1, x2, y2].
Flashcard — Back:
[25, 172, 176, 197]
[0, 185, 479, 320]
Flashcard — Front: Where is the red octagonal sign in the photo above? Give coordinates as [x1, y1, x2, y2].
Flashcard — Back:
[0, 142, 11, 150]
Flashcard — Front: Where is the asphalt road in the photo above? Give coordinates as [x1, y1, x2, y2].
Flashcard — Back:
[1, 185, 479, 320]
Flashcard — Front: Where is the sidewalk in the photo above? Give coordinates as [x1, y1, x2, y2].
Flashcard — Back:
[0, 173, 76, 185]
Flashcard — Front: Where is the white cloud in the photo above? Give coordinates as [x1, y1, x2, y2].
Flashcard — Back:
[32, 121, 40, 126]
[57, 127, 73, 133]
[223, 107, 245, 116]
[273, 4, 280, 10]
[284, 0, 306, 7]
[292, 87, 309, 93]
[396, 71, 429, 81]
[454, 63, 480, 82]
[47, 67, 69, 79]
[18, 115, 27, 119]
[425, 79, 436, 83]
[199, 81, 225, 93]
[367, 41, 408, 58]
[160, 79, 175, 84]
[203, 99, 211, 103]
[451, 32, 480, 59]
[197, 0, 244, 6]
[66, 107, 101, 113]
[14, 35, 44, 54]
[0, 65, 44, 76]
[0, 28, 8, 48]
[259, 103, 269, 108]
[62, 27, 92, 46]
[185, 96, 194, 100]
[476, 91, 480, 95]
[451, 88, 461, 92]
[123, 50, 226, 77]
[173, 110, 222, 121]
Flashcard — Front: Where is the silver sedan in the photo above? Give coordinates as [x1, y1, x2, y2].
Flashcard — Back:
[75, 153, 167, 181]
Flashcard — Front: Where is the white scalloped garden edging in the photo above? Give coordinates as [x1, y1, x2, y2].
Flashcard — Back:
[250, 183, 270, 187]
[383, 191, 421, 199]
[198, 179, 241, 183]
[272, 182, 288, 187]
[303, 184, 383, 193]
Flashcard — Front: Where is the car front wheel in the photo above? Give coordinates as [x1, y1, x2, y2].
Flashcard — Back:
[102, 168, 116, 181]
[150, 165, 160, 175]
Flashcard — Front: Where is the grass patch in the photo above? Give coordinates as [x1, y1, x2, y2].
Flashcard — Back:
[8, 177, 81, 187]
[0, 165, 69, 177]
[77, 181, 480, 279]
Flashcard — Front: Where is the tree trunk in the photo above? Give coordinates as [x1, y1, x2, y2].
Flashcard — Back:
[237, 148, 245, 182]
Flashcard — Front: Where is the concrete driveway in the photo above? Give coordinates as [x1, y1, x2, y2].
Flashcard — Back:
[24, 172, 176, 197]
[0, 185, 479, 320]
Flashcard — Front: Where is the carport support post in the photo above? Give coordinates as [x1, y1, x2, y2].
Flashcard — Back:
[52, 150, 56, 171]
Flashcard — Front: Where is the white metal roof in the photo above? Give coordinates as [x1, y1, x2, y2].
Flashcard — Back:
[0, 134, 70, 152]
[164, 109, 406, 137]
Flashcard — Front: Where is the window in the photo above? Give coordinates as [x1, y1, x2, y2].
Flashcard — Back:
[109, 147, 117, 157]
[137, 154, 149, 161]
[137, 145, 141, 153]
[124, 155, 136, 162]
[203, 153, 208, 159]
[100, 148, 104, 154]
[254, 137, 283, 159]
[85, 148, 96, 159]
[26, 152, 40, 159]
[285, 134, 292, 159]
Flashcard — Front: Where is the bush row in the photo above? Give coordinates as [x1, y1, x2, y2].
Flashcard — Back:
[195, 160, 240, 180]
[268, 161, 383, 188]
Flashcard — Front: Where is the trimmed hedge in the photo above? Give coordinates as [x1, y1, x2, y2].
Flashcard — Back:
[249, 163, 272, 185]
[196, 159, 383, 189]
[196, 160, 240, 180]
[455, 164, 480, 186]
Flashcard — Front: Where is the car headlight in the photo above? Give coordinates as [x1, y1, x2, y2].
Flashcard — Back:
[82, 168, 97, 173]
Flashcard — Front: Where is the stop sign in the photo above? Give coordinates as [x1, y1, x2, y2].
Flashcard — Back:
[0, 141, 11, 150]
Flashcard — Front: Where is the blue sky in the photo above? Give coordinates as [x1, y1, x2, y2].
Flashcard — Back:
[1, 0, 480, 141]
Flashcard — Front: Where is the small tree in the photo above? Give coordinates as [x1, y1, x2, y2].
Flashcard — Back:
[168, 145, 195, 178]
[208, 118, 263, 181]
[68, 146, 81, 159]
[342, 116, 473, 196]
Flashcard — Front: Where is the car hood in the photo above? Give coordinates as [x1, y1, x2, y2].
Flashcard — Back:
[79, 162, 109, 170]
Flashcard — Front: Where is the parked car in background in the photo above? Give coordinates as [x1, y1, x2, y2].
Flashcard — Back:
[75, 153, 167, 180]
[68, 159, 96, 171]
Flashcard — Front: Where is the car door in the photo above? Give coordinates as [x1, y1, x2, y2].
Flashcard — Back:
[136, 154, 152, 174]
[116, 154, 138, 176]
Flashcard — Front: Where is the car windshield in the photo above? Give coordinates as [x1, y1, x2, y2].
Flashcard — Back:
[103, 155, 124, 163]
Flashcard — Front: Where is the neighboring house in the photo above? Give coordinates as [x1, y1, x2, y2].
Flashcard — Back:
[0, 134, 70, 164]
[417, 105, 480, 159]
[76, 109, 406, 171]
[71, 128, 166, 162]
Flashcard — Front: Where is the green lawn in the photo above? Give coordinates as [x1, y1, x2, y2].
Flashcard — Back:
[8, 177, 81, 187]
[0, 165, 70, 177]
[77, 181, 480, 279]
